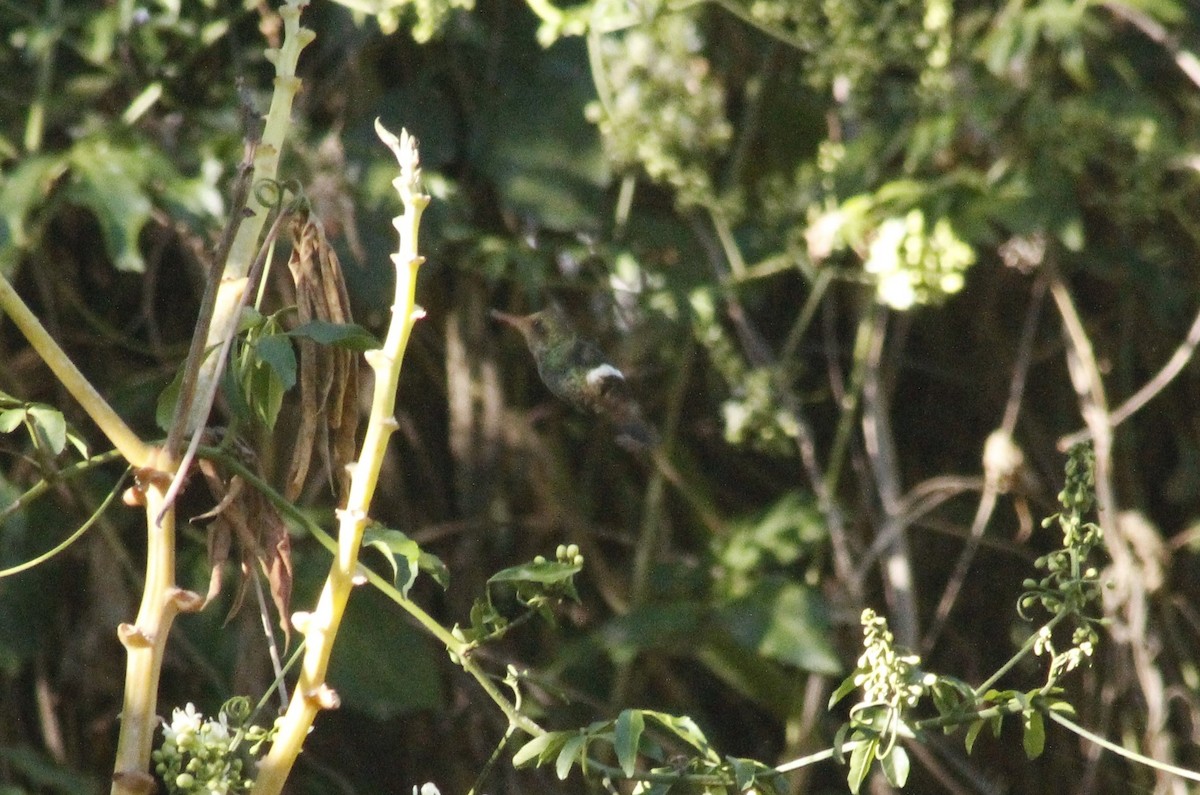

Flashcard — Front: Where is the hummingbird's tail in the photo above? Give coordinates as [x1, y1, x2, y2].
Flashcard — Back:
[613, 408, 659, 453]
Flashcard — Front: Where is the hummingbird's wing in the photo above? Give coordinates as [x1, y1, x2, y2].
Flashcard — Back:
[578, 351, 658, 452]
[536, 330, 657, 451]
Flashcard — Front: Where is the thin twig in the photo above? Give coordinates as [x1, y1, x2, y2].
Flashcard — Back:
[861, 303, 919, 647]
[157, 200, 297, 525]
[923, 276, 1046, 652]
[1101, 1, 1200, 90]
[164, 92, 261, 460]
[1048, 259, 1179, 791]
[1059, 292, 1200, 450]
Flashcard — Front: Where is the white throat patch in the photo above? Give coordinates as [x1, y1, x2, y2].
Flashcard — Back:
[585, 363, 625, 387]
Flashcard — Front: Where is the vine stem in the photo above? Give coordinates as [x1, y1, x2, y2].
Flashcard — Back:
[201, 445, 545, 741]
[1049, 711, 1200, 783]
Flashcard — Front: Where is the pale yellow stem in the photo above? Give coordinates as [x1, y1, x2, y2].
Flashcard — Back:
[111, 450, 200, 795]
[183, 0, 315, 434]
[0, 273, 153, 469]
[250, 123, 429, 795]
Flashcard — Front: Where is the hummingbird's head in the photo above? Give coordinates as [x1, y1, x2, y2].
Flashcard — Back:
[490, 305, 572, 358]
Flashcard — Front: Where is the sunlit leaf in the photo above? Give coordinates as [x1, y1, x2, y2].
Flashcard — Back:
[1022, 710, 1046, 759]
[555, 732, 586, 780]
[489, 560, 580, 585]
[965, 719, 985, 754]
[512, 733, 558, 768]
[880, 745, 910, 788]
[614, 709, 644, 777]
[26, 406, 66, 455]
[847, 736, 877, 794]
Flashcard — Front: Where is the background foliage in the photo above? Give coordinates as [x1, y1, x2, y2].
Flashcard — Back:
[2, 0, 1200, 792]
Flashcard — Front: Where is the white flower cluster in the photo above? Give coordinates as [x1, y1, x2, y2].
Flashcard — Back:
[863, 209, 974, 310]
[153, 703, 254, 795]
[852, 609, 932, 712]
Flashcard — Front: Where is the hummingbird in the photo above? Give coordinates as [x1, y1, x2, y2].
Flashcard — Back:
[491, 305, 657, 451]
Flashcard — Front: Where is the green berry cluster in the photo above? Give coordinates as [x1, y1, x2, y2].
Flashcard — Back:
[586, 13, 732, 208]
[1019, 444, 1103, 681]
[152, 702, 274, 795]
[851, 609, 930, 721]
[863, 209, 975, 310]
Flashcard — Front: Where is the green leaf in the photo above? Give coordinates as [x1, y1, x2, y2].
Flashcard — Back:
[1022, 709, 1046, 759]
[614, 709, 644, 777]
[832, 722, 852, 764]
[288, 320, 380, 351]
[0, 408, 24, 434]
[0, 744, 100, 794]
[829, 674, 860, 709]
[717, 578, 841, 675]
[880, 745, 910, 788]
[847, 736, 877, 794]
[326, 587, 444, 719]
[964, 719, 985, 754]
[555, 732, 586, 780]
[489, 560, 581, 585]
[254, 334, 298, 390]
[26, 406, 66, 455]
[1105, 0, 1184, 24]
[1048, 699, 1077, 717]
[362, 525, 448, 596]
[641, 711, 714, 759]
[65, 139, 154, 272]
[0, 153, 68, 278]
[512, 733, 558, 768]
[716, 491, 826, 583]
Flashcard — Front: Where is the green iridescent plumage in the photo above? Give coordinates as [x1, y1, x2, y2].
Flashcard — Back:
[492, 305, 656, 451]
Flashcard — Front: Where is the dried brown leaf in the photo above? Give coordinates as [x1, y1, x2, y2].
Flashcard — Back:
[284, 211, 360, 505]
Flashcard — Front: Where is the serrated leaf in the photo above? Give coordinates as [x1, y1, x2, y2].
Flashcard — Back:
[1022, 710, 1045, 759]
[615, 709, 644, 777]
[288, 320, 380, 351]
[880, 745, 910, 787]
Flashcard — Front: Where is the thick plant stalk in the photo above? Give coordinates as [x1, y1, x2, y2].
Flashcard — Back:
[181, 0, 314, 435]
[250, 122, 429, 795]
[111, 457, 203, 795]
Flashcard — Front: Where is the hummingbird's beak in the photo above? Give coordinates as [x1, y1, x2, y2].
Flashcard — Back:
[490, 309, 531, 334]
